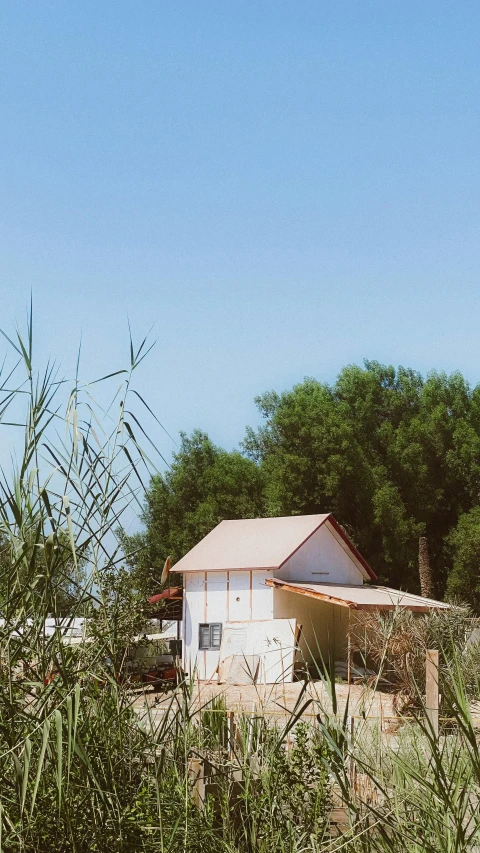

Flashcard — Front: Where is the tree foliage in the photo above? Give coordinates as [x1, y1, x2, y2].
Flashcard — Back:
[244, 361, 480, 596]
[446, 506, 480, 611]
[128, 361, 480, 607]
[121, 429, 265, 597]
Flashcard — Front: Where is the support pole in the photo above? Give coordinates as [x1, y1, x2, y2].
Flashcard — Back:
[426, 649, 439, 739]
[188, 757, 205, 809]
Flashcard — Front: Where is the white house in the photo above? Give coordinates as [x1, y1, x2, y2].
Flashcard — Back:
[174, 514, 448, 683]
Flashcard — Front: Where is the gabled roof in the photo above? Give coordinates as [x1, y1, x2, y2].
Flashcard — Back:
[172, 514, 376, 580]
[266, 579, 450, 611]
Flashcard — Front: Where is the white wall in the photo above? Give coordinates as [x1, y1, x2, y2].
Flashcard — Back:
[182, 520, 363, 679]
[277, 522, 364, 584]
[183, 569, 273, 679]
[273, 589, 350, 670]
[220, 619, 297, 683]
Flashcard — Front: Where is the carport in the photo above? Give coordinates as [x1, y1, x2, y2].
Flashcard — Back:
[266, 578, 450, 681]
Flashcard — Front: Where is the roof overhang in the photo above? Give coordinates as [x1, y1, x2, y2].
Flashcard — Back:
[265, 578, 450, 612]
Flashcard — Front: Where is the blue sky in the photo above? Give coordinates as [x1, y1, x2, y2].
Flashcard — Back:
[1, 2, 480, 464]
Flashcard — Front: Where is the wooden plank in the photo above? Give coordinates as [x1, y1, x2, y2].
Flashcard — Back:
[265, 579, 355, 608]
[265, 579, 441, 612]
[426, 649, 439, 738]
[188, 757, 205, 808]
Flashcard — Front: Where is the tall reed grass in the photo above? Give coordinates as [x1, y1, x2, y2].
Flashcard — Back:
[0, 314, 479, 851]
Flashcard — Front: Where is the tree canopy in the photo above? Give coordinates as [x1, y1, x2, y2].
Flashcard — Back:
[244, 362, 480, 595]
[126, 362, 480, 607]
[121, 429, 265, 598]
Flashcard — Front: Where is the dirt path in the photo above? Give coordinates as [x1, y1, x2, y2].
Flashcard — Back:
[136, 680, 398, 729]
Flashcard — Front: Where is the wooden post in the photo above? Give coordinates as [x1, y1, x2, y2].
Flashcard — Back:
[188, 757, 205, 809]
[426, 649, 439, 738]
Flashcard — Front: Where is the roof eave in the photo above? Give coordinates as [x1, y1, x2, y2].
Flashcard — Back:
[325, 515, 377, 581]
[266, 578, 449, 612]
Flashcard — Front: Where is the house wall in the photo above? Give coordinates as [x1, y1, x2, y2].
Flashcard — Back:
[182, 520, 362, 680]
[273, 589, 350, 667]
[276, 522, 364, 585]
[220, 619, 297, 683]
[183, 569, 274, 679]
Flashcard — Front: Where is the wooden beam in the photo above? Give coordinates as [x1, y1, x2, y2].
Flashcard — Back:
[265, 578, 355, 609]
[353, 603, 433, 613]
[265, 579, 438, 612]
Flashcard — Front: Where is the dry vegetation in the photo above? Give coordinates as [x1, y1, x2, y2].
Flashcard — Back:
[350, 608, 480, 713]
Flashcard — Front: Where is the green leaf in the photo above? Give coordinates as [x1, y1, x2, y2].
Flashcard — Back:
[30, 718, 50, 817]
[55, 709, 63, 810]
[20, 738, 32, 813]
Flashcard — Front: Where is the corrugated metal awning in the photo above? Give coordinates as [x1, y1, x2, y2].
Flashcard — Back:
[265, 578, 450, 612]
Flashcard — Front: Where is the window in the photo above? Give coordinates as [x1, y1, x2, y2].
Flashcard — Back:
[199, 623, 222, 650]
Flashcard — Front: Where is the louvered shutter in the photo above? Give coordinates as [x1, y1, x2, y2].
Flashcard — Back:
[199, 624, 210, 650]
[210, 623, 222, 649]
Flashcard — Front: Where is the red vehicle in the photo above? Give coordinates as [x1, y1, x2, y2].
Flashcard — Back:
[142, 657, 179, 691]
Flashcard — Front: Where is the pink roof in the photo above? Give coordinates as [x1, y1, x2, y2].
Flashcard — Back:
[266, 579, 450, 611]
[172, 514, 376, 579]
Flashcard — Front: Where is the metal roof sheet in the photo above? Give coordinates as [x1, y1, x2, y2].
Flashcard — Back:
[266, 579, 450, 611]
[172, 514, 376, 579]
[173, 514, 330, 573]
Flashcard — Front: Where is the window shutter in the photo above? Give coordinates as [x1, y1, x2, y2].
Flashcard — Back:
[199, 623, 222, 650]
[211, 623, 222, 648]
[199, 625, 210, 649]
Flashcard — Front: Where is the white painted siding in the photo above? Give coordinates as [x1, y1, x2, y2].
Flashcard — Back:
[183, 569, 274, 678]
[220, 619, 297, 683]
[277, 523, 364, 585]
[252, 570, 274, 620]
[204, 572, 228, 680]
[228, 571, 251, 622]
[183, 573, 206, 677]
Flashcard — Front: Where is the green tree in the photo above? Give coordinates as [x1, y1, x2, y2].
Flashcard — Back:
[243, 362, 480, 595]
[446, 507, 480, 611]
[125, 361, 480, 605]
[121, 429, 265, 595]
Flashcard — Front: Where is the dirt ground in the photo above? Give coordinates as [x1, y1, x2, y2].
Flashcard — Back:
[135, 679, 398, 729]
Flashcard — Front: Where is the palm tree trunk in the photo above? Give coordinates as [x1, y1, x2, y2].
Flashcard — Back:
[418, 535, 434, 598]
